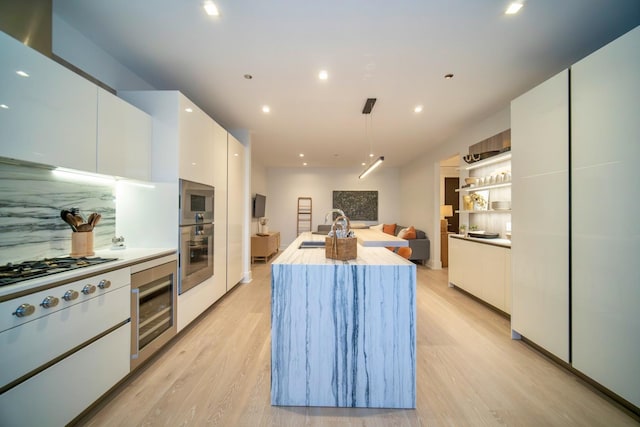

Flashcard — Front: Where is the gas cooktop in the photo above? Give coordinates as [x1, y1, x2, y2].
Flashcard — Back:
[0, 257, 118, 287]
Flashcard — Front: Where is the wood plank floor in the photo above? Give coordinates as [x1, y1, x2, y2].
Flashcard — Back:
[76, 260, 639, 426]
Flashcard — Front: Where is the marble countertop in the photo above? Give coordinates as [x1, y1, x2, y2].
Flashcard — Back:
[0, 247, 176, 299]
[273, 232, 412, 266]
[450, 234, 511, 248]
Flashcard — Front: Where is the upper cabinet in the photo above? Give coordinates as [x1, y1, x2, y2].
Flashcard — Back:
[97, 88, 151, 180]
[0, 31, 97, 171]
[178, 97, 214, 186]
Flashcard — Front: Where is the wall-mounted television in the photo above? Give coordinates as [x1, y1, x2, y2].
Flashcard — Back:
[253, 193, 266, 218]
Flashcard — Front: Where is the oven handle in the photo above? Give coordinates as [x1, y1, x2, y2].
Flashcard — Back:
[131, 288, 140, 360]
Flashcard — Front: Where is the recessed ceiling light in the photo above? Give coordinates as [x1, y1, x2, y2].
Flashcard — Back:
[244, 74, 253, 79]
[0, 104, 9, 109]
[505, 2, 523, 15]
[444, 73, 454, 79]
[318, 70, 329, 80]
[203, 1, 219, 16]
[299, 153, 304, 158]
[369, 153, 374, 158]
[16, 70, 29, 77]
[303, 162, 308, 166]
[262, 105, 271, 113]
[414, 105, 423, 113]
[361, 162, 366, 166]
[185, 107, 193, 113]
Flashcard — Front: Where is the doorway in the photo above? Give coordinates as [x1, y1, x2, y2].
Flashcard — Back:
[444, 178, 459, 233]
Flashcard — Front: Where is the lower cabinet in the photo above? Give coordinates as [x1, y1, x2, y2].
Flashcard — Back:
[0, 323, 130, 426]
[448, 236, 511, 314]
[251, 232, 280, 263]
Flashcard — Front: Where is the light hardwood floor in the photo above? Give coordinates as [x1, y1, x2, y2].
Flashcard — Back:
[76, 260, 639, 426]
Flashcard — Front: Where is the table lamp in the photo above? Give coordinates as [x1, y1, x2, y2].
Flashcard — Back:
[440, 205, 453, 232]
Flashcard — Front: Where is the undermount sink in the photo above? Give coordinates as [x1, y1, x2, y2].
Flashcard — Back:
[298, 241, 325, 249]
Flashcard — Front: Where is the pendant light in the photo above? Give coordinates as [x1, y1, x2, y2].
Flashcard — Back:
[359, 98, 384, 179]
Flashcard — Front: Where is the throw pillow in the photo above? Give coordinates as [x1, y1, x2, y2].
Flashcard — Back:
[404, 226, 417, 240]
[397, 227, 409, 239]
[383, 223, 396, 235]
[370, 223, 384, 231]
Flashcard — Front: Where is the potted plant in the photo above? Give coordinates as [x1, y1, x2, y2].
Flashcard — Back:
[459, 224, 467, 237]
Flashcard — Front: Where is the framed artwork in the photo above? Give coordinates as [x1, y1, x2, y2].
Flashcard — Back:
[332, 191, 378, 221]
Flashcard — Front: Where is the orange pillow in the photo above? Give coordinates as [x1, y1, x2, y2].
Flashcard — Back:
[404, 226, 417, 240]
[383, 223, 396, 235]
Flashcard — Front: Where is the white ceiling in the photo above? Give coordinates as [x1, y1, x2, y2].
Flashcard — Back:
[52, 1, 639, 169]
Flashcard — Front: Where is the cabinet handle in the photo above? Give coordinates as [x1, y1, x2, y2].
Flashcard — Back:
[131, 288, 140, 360]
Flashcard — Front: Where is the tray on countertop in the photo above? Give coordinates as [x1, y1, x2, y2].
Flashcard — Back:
[468, 231, 500, 239]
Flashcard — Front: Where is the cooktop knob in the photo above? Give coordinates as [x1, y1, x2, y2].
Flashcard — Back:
[40, 296, 59, 308]
[13, 303, 35, 318]
[98, 279, 111, 289]
[82, 284, 96, 295]
[62, 290, 79, 301]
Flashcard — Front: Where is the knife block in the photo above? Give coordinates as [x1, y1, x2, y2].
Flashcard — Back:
[71, 231, 95, 257]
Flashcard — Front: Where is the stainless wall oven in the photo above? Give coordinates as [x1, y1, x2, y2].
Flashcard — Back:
[131, 260, 177, 371]
[179, 179, 214, 294]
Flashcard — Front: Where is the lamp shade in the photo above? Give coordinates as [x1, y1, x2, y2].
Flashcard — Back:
[440, 205, 453, 218]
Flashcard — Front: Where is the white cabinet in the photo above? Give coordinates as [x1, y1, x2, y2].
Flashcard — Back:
[571, 26, 640, 408]
[97, 88, 151, 180]
[510, 69, 570, 362]
[0, 323, 129, 426]
[212, 120, 228, 300]
[0, 31, 97, 171]
[178, 97, 214, 186]
[448, 236, 511, 314]
[227, 134, 245, 290]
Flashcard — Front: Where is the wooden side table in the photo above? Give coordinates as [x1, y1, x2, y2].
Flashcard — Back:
[251, 231, 280, 263]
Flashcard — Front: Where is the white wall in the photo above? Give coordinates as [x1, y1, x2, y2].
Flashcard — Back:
[52, 14, 155, 91]
[267, 166, 400, 247]
[400, 108, 510, 269]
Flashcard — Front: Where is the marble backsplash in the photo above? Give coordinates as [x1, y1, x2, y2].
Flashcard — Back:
[0, 161, 116, 263]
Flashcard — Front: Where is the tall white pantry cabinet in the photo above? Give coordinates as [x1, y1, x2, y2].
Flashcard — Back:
[511, 26, 639, 408]
[570, 25, 639, 408]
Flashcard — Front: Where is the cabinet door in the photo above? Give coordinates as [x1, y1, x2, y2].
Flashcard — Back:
[571, 26, 640, 408]
[447, 236, 464, 287]
[0, 323, 129, 426]
[227, 134, 245, 290]
[510, 69, 570, 362]
[480, 244, 506, 312]
[0, 32, 97, 171]
[448, 237, 480, 295]
[178, 95, 214, 185]
[212, 120, 228, 301]
[97, 88, 151, 180]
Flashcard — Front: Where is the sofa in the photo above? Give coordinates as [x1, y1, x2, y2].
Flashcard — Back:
[387, 224, 430, 265]
[316, 223, 430, 265]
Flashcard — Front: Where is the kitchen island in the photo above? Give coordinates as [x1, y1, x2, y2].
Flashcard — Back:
[271, 232, 416, 408]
